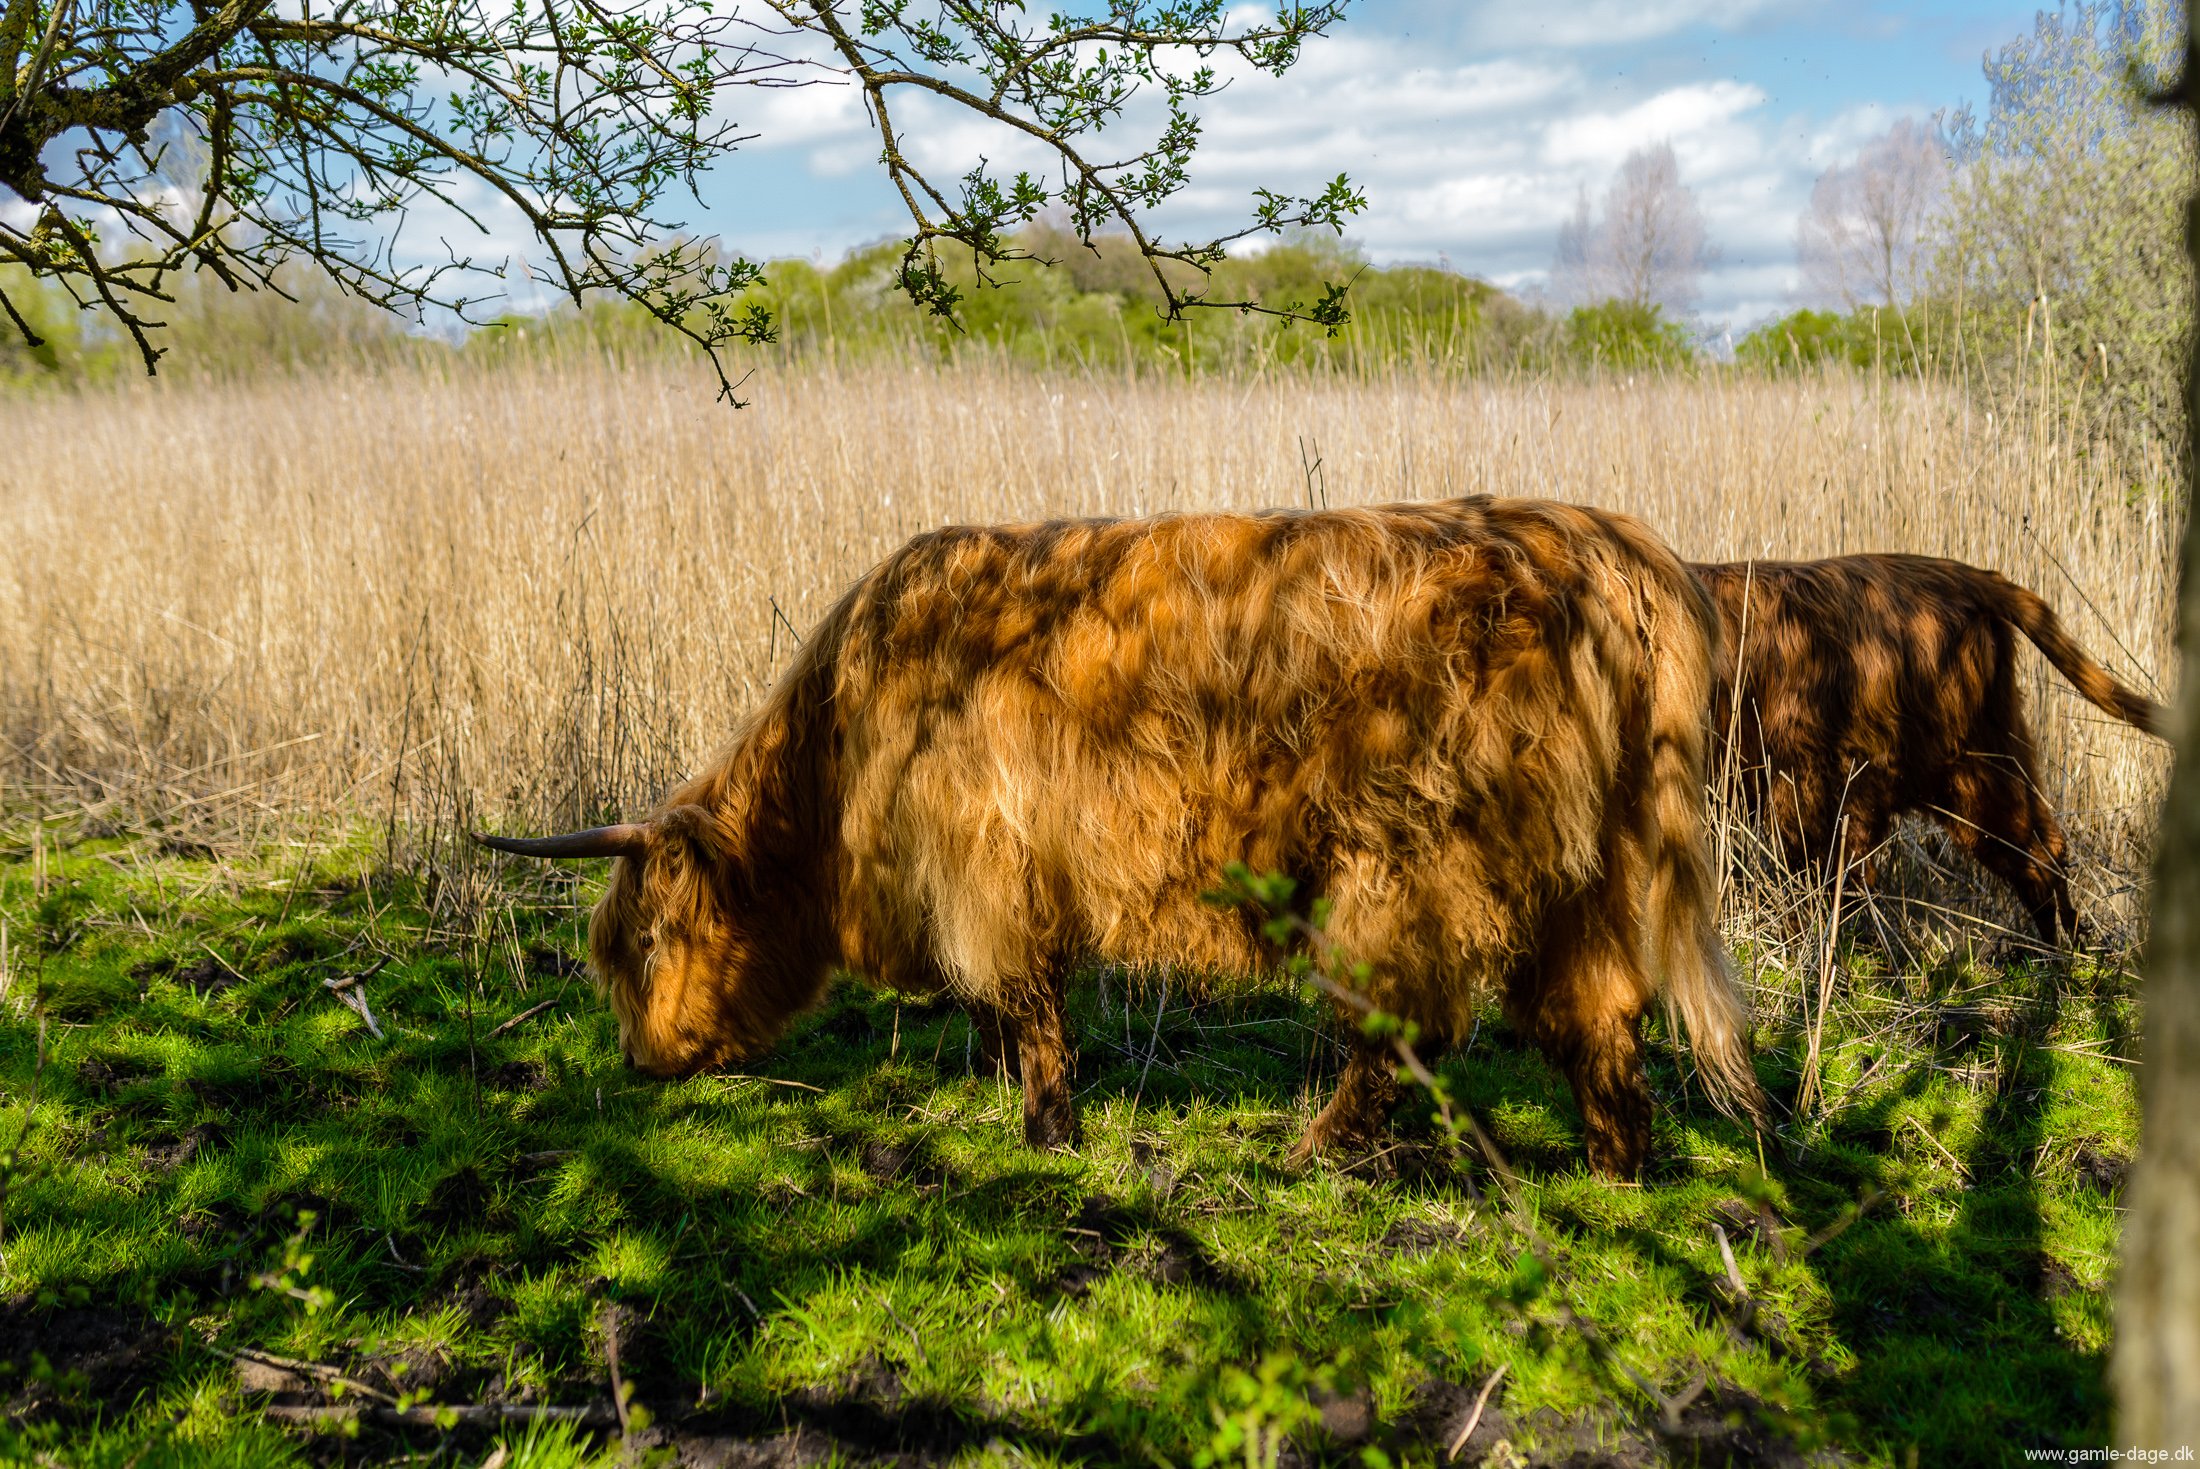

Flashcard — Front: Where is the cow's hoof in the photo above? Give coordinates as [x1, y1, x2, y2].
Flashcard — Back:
[1022, 1108, 1081, 1151]
[1582, 1136, 1647, 1183]
[1285, 1125, 1366, 1171]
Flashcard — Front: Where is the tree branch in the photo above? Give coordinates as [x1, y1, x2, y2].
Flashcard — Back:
[0, 0, 1356, 383]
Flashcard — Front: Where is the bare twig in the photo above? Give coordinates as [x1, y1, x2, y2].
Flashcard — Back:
[231, 1347, 397, 1404]
[488, 997, 556, 1038]
[1903, 1114, 1971, 1178]
[718, 1073, 823, 1094]
[1794, 1188, 1882, 1260]
[1445, 1362, 1509, 1460]
[1711, 1222, 1762, 1338]
[878, 1294, 928, 1366]
[1129, 974, 1172, 1113]
[321, 961, 387, 1039]
[260, 1403, 617, 1428]
[1713, 1224, 1748, 1299]
[603, 1305, 631, 1439]
[322, 955, 391, 993]
[1799, 814, 1852, 1114]
[197, 941, 250, 988]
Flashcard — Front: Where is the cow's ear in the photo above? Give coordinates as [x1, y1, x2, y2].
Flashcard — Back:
[652, 803, 730, 862]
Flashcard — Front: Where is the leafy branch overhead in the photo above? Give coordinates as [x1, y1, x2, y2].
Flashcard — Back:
[0, 0, 1362, 394]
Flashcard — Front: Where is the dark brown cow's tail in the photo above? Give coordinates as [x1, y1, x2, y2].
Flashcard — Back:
[1983, 573, 2169, 737]
[1630, 537, 1768, 1129]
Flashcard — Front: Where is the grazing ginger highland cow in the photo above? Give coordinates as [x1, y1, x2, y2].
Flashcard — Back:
[1691, 554, 2167, 943]
[483, 497, 1764, 1179]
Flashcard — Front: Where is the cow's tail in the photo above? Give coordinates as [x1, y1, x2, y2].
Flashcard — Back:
[1636, 546, 1768, 1128]
[1981, 571, 2169, 737]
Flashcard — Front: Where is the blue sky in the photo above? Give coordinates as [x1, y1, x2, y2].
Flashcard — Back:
[651, 0, 2044, 336]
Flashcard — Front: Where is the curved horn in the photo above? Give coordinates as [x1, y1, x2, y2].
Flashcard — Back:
[474, 824, 649, 860]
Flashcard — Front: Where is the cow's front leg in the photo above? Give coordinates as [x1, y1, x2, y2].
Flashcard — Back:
[1011, 975, 1079, 1149]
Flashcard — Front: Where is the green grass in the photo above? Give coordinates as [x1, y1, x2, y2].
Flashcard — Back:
[0, 824, 2138, 1467]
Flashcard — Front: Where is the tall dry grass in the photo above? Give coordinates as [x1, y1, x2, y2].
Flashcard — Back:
[0, 352, 2176, 956]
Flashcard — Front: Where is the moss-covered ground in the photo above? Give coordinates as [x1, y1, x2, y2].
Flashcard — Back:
[0, 826, 2138, 1467]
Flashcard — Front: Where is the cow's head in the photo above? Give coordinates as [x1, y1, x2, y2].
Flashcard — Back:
[477, 806, 794, 1076]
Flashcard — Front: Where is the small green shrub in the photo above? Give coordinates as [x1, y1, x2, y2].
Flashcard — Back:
[1735, 305, 1952, 375]
[1560, 300, 1694, 371]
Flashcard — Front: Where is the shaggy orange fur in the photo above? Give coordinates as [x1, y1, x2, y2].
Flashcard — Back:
[489, 497, 1764, 1178]
[1693, 554, 2167, 943]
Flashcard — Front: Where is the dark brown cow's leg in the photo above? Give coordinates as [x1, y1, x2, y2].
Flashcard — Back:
[1839, 775, 1894, 889]
[1768, 767, 1836, 874]
[1941, 748, 2074, 945]
[1289, 1036, 1399, 1166]
[2036, 789, 2081, 942]
[1511, 882, 1656, 1180]
[1011, 974, 1080, 1149]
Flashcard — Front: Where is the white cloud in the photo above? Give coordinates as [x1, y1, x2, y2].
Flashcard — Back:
[1795, 101, 1940, 171]
[732, 76, 870, 150]
[894, 104, 1062, 183]
[1542, 83, 1769, 168]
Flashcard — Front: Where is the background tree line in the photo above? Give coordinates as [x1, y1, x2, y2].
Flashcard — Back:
[0, 224, 1718, 383]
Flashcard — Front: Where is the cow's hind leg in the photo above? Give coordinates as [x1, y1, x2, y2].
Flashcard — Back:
[1289, 1035, 1400, 1167]
[968, 1003, 1021, 1079]
[1940, 751, 2076, 945]
[1510, 886, 1657, 1181]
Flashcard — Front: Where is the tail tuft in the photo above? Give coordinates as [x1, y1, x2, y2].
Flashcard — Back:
[1987, 572, 2168, 737]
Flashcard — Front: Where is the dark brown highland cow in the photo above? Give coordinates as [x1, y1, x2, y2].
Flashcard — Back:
[482, 497, 1764, 1179]
[1691, 554, 2167, 943]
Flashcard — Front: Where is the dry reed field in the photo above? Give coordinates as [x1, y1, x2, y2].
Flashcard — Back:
[0, 354, 2175, 942]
